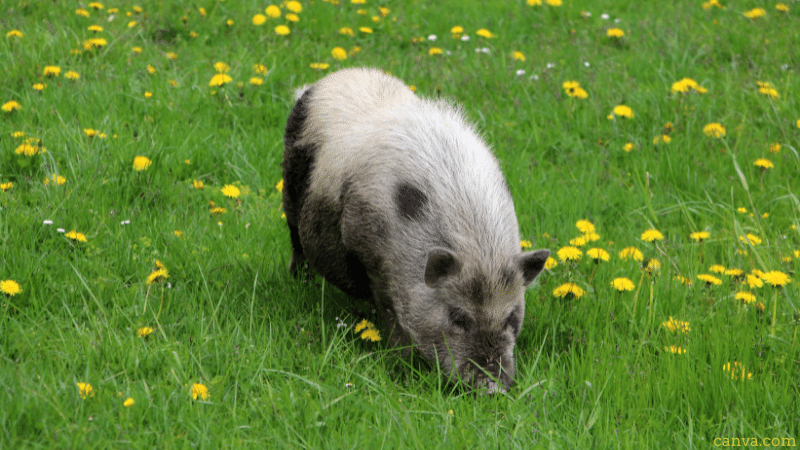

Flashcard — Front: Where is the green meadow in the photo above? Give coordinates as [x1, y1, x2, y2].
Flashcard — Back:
[1, 0, 799, 447]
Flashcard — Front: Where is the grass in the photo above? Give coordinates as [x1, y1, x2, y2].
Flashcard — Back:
[1, 0, 799, 448]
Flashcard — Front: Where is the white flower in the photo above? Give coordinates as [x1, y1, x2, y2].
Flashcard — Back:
[516, 69, 526, 76]
[57, 228, 65, 233]
[546, 62, 555, 69]
[601, 13, 609, 20]
[344, 383, 355, 388]
[43, 220, 54, 225]
[530, 74, 539, 81]
[781, 64, 789, 71]
[461, 35, 470, 41]
[584, 61, 591, 67]
[120, 220, 131, 225]
[614, 18, 621, 23]
[427, 34, 437, 41]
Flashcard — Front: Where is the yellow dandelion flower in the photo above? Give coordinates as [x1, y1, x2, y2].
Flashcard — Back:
[451, 26, 464, 35]
[722, 361, 753, 381]
[214, 62, 230, 73]
[739, 234, 762, 245]
[703, 123, 725, 138]
[191, 383, 209, 400]
[15, 143, 41, 156]
[776, 3, 789, 12]
[1, 280, 22, 296]
[252, 14, 267, 25]
[586, 248, 610, 261]
[359, 27, 373, 34]
[44, 174, 66, 186]
[641, 229, 664, 242]
[768, 143, 781, 153]
[83, 37, 107, 50]
[553, 283, 584, 299]
[286, 13, 299, 23]
[132, 46, 142, 53]
[664, 345, 686, 354]
[65, 230, 88, 242]
[690, 231, 710, 241]
[209, 73, 232, 87]
[147, 268, 169, 285]
[88, 25, 103, 33]
[556, 246, 582, 262]
[275, 25, 291, 36]
[709, 264, 726, 274]
[138, 326, 153, 337]
[697, 274, 722, 286]
[65, 71, 80, 80]
[646, 259, 661, 272]
[32, 83, 46, 91]
[6, 30, 23, 38]
[124, 398, 135, 407]
[675, 275, 693, 287]
[340, 27, 354, 36]
[310, 62, 330, 70]
[746, 274, 764, 289]
[286, 1, 302, 13]
[360, 327, 381, 342]
[520, 240, 533, 249]
[607, 28, 624, 38]
[476, 28, 495, 38]
[527, 0, 543, 4]
[76, 9, 90, 17]
[724, 268, 743, 277]
[743, 8, 766, 19]
[756, 81, 779, 99]
[753, 158, 773, 169]
[2, 100, 21, 112]
[575, 220, 595, 234]
[144, 91, 152, 98]
[193, 180, 204, 190]
[661, 316, 691, 333]
[582, 232, 600, 242]
[77, 382, 94, 399]
[221, 184, 241, 198]
[512, 51, 525, 62]
[331, 47, 347, 60]
[133, 156, 152, 171]
[429, 47, 443, 56]
[618, 247, 643, 261]
[761, 271, 791, 287]
[0, 182, 12, 192]
[623, 142, 634, 152]
[254, 64, 268, 75]
[544, 257, 558, 270]
[611, 278, 634, 291]
[250, 77, 263, 85]
[671, 78, 707, 94]
[611, 105, 634, 119]
[735, 292, 756, 305]
[569, 236, 586, 247]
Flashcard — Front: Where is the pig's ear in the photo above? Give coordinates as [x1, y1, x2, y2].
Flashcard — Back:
[517, 249, 550, 286]
[425, 248, 462, 288]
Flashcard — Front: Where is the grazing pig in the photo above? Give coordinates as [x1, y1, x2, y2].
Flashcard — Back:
[282, 68, 549, 393]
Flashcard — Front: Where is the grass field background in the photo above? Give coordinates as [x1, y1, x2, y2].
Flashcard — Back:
[1, 0, 799, 448]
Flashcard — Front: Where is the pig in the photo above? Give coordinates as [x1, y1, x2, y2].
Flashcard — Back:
[282, 67, 549, 393]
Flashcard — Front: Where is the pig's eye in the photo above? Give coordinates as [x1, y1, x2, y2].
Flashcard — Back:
[448, 307, 473, 332]
[504, 311, 520, 335]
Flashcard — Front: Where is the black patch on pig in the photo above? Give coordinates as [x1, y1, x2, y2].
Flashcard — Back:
[282, 87, 317, 272]
[298, 196, 373, 300]
[395, 182, 427, 221]
[464, 273, 488, 306]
